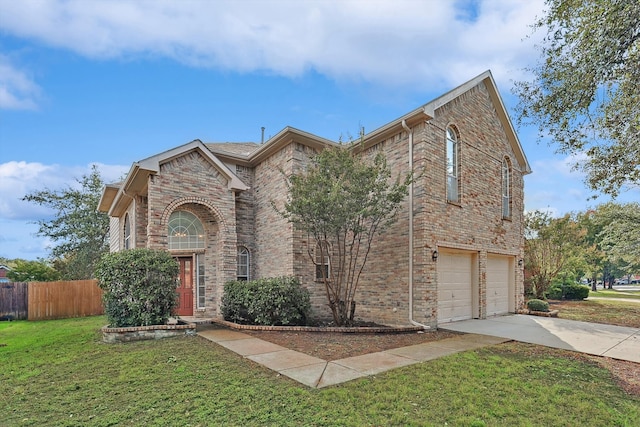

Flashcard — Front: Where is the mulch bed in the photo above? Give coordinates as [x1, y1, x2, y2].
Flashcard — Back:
[241, 328, 461, 360]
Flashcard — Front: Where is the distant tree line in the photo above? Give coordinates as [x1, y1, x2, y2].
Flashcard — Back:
[524, 202, 640, 299]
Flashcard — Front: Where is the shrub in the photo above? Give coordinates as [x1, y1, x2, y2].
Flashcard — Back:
[221, 277, 311, 326]
[527, 299, 550, 312]
[546, 279, 590, 300]
[95, 248, 179, 327]
[563, 283, 590, 300]
[545, 284, 563, 300]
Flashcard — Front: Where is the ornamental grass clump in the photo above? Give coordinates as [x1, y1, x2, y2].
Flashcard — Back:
[95, 248, 179, 327]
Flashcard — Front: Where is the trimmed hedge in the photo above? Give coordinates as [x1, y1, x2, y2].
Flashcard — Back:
[221, 276, 311, 326]
[546, 284, 563, 300]
[527, 299, 550, 312]
[546, 280, 590, 301]
[563, 283, 590, 300]
[95, 248, 179, 327]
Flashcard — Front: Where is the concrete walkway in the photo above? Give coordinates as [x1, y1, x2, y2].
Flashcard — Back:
[197, 327, 507, 388]
[440, 314, 640, 363]
[196, 314, 640, 388]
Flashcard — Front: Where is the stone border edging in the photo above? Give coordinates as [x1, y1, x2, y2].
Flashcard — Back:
[211, 318, 425, 333]
[516, 309, 559, 317]
[101, 321, 197, 343]
[101, 322, 196, 333]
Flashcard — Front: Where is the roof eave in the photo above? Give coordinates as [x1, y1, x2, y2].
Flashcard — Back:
[248, 127, 340, 164]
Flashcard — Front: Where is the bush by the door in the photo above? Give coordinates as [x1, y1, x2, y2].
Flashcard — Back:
[221, 277, 311, 326]
[95, 248, 179, 327]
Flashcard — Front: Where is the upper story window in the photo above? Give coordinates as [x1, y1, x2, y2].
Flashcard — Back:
[123, 213, 131, 250]
[237, 246, 250, 281]
[315, 240, 330, 281]
[168, 210, 205, 250]
[502, 157, 512, 219]
[446, 126, 460, 203]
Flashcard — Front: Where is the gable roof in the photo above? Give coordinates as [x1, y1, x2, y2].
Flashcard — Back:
[98, 140, 249, 216]
[355, 70, 531, 175]
[428, 70, 531, 174]
[206, 127, 340, 165]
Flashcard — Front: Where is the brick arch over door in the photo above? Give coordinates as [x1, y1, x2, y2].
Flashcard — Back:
[160, 196, 238, 316]
[161, 196, 229, 234]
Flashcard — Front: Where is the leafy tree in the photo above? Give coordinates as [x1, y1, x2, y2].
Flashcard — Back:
[524, 211, 585, 299]
[276, 147, 411, 326]
[593, 202, 640, 282]
[515, 0, 640, 197]
[22, 165, 109, 279]
[576, 209, 607, 291]
[6, 259, 61, 282]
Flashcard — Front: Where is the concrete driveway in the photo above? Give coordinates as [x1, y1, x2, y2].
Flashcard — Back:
[439, 314, 640, 363]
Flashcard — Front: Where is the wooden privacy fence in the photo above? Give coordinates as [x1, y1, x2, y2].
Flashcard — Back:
[0, 281, 28, 320]
[28, 280, 104, 320]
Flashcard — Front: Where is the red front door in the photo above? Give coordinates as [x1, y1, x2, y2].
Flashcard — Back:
[175, 257, 194, 316]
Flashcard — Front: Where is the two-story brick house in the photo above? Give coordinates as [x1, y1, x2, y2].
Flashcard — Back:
[98, 70, 531, 328]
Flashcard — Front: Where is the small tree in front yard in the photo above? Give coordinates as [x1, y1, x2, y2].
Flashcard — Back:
[275, 146, 411, 326]
[525, 211, 584, 299]
[95, 248, 179, 327]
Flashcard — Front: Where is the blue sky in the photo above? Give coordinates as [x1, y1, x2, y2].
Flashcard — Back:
[1, 0, 638, 261]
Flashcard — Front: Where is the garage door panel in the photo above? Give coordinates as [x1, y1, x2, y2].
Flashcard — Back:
[438, 251, 473, 323]
[486, 255, 510, 316]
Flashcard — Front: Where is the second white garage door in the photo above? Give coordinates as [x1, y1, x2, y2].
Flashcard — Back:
[437, 251, 475, 323]
[486, 254, 512, 316]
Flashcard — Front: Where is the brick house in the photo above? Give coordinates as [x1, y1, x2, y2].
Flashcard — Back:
[98, 70, 531, 328]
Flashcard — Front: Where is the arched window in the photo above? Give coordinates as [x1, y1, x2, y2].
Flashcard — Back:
[446, 126, 460, 203]
[168, 210, 205, 250]
[237, 246, 250, 281]
[315, 240, 330, 281]
[123, 213, 131, 250]
[502, 157, 512, 219]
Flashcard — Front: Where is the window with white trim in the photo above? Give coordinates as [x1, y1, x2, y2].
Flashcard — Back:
[446, 126, 460, 203]
[315, 241, 330, 281]
[237, 246, 250, 281]
[123, 213, 131, 250]
[168, 210, 205, 250]
[502, 157, 512, 219]
[196, 254, 206, 308]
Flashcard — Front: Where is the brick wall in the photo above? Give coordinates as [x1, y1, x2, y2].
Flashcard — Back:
[112, 80, 525, 327]
[252, 143, 296, 279]
[146, 150, 238, 317]
[354, 82, 525, 327]
[234, 164, 256, 280]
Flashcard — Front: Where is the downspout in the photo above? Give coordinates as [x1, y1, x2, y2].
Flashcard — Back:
[402, 119, 430, 329]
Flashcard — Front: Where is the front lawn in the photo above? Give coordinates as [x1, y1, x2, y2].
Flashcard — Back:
[2, 316, 639, 426]
[550, 293, 640, 328]
[590, 288, 640, 300]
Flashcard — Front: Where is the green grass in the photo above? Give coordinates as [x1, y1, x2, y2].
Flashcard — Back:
[555, 299, 640, 328]
[590, 289, 640, 300]
[2, 316, 639, 426]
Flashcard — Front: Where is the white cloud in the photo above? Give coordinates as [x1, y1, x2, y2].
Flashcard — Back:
[0, 0, 545, 94]
[0, 55, 41, 110]
[0, 161, 128, 260]
[0, 161, 128, 220]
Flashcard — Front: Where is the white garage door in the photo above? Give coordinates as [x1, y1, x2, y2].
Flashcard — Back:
[486, 254, 511, 316]
[437, 251, 474, 323]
